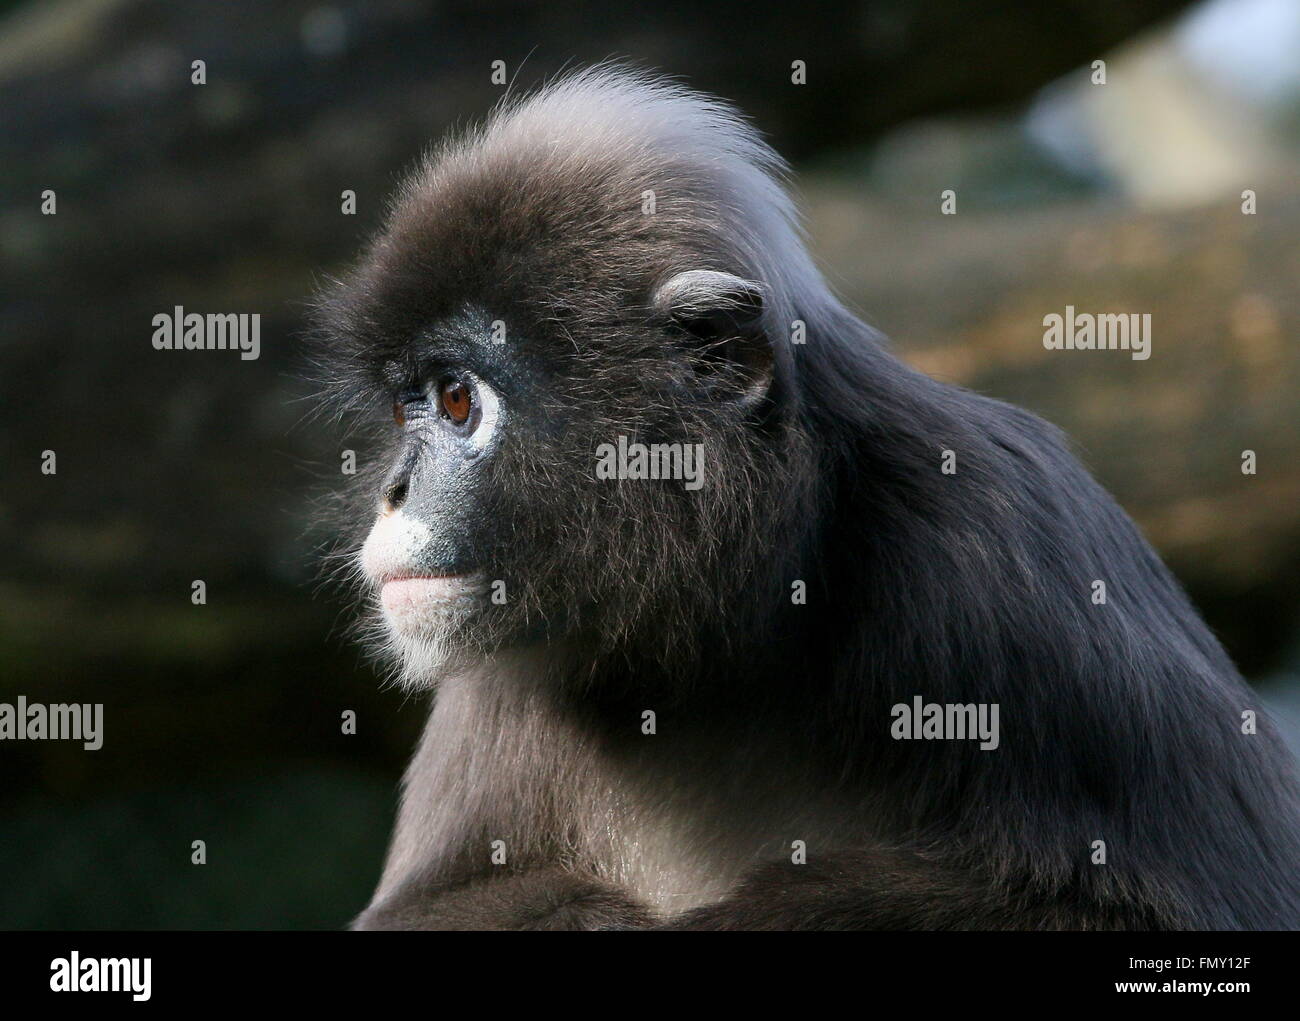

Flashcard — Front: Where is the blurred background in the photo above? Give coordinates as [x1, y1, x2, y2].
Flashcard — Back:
[1, 0, 1297, 929]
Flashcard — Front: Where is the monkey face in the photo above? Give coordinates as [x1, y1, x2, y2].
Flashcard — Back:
[328, 268, 793, 684]
[345, 304, 558, 675]
[360, 365, 502, 632]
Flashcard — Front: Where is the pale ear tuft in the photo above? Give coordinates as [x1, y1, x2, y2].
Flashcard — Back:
[654, 270, 764, 336]
[653, 270, 772, 410]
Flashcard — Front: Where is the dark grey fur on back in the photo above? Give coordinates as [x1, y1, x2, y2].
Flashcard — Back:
[312, 67, 1300, 930]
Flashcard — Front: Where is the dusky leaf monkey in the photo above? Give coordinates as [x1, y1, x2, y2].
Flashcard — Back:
[310, 67, 1300, 930]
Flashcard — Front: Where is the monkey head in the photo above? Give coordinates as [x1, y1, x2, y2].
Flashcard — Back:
[312, 70, 821, 686]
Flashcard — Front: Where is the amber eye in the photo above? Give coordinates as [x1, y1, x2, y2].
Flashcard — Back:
[439, 378, 472, 424]
[392, 401, 406, 428]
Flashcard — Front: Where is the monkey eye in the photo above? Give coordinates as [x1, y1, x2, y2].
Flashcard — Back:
[438, 377, 473, 425]
[392, 401, 406, 428]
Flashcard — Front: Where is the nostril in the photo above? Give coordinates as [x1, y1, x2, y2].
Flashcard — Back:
[381, 445, 418, 514]
[383, 480, 408, 513]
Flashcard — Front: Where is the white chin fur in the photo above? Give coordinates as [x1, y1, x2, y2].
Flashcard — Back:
[371, 578, 487, 690]
[383, 625, 479, 691]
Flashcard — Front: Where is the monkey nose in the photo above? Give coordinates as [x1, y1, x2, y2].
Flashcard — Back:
[382, 479, 408, 514]
[380, 443, 420, 514]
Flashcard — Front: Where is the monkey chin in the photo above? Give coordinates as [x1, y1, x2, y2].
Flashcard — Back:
[372, 574, 491, 688]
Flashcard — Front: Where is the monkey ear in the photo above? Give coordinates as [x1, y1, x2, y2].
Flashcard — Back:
[654, 270, 773, 410]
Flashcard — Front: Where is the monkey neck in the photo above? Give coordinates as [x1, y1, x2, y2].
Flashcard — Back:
[373, 644, 873, 914]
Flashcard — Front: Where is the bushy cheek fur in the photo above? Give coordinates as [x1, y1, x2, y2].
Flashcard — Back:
[309, 341, 805, 689]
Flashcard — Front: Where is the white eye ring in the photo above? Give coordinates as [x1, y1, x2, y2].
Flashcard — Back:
[460, 370, 500, 454]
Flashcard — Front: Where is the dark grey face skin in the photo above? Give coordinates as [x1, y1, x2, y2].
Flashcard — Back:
[313, 68, 1300, 931]
[375, 311, 522, 574]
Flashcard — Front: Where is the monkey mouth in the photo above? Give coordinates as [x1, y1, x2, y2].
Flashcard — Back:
[378, 572, 487, 616]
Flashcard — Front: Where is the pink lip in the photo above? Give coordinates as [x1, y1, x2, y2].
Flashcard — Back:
[380, 574, 478, 613]
[379, 572, 464, 584]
